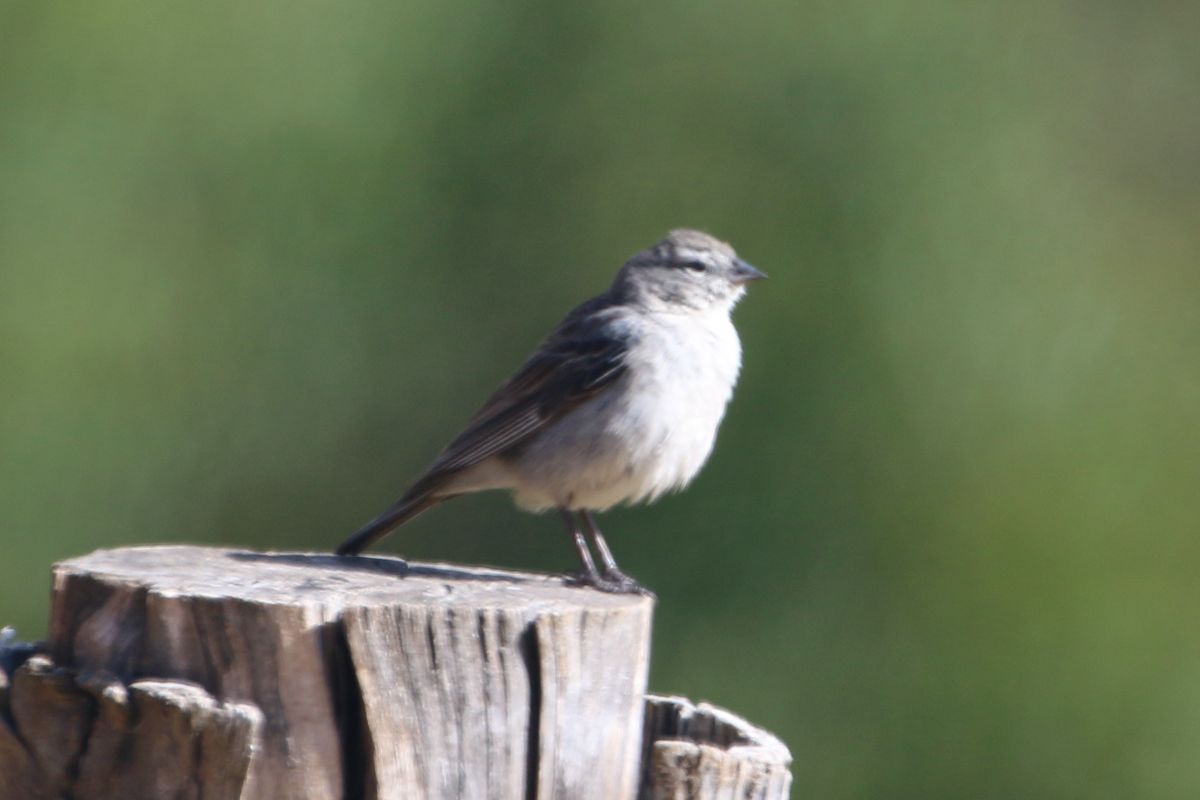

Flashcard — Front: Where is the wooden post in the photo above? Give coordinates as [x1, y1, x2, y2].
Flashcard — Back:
[0, 545, 791, 800]
[640, 695, 793, 800]
[48, 546, 653, 800]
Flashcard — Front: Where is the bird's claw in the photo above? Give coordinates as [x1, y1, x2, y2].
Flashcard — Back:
[563, 568, 654, 597]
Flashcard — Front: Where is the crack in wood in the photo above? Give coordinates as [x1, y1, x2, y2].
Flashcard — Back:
[518, 623, 541, 800]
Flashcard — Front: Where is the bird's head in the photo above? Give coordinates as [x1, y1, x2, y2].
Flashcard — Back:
[613, 229, 766, 312]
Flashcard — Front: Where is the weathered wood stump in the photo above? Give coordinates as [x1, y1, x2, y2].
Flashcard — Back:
[640, 695, 793, 800]
[0, 545, 792, 800]
[1, 640, 263, 800]
[48, 546, 653, 800]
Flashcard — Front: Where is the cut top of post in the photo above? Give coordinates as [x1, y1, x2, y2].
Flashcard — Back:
[52, 545, 649, 614]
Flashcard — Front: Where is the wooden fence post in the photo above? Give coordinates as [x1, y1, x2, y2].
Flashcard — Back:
[0, 545, 791, 800]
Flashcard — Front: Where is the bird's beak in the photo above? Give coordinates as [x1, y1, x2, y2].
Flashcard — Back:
[730, 259, 767, 284]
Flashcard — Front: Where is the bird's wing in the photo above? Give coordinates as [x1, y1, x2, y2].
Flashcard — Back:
[336, 298, 633, 556]
[417, 304, 631, 485]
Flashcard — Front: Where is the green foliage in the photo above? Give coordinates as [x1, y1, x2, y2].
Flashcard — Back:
[4, 0, 1200, 796]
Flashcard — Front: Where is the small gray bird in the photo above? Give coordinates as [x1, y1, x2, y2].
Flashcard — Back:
[337, 229, 765, 592]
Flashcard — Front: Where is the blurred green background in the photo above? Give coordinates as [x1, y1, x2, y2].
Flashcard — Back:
[3, 0, 1200, 796]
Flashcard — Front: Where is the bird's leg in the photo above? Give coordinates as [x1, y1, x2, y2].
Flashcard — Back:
[578, 509, 619, 574]
[579, 510, 649, 595]
[558, 507, 600, 583]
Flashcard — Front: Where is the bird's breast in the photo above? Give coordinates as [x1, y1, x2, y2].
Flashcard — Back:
[509, 309, 743, 511]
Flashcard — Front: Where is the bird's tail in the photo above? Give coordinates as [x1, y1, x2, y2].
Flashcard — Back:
[336, 493, 444, 556]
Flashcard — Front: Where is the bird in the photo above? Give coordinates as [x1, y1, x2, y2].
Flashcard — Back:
[336, 229, 765, 593]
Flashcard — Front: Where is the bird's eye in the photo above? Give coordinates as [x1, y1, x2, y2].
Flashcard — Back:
[681, 260, 706, 272]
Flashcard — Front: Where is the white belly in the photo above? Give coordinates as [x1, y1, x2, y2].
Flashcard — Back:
[506, 309, 743, 512]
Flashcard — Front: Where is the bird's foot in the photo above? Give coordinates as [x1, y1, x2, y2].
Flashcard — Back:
[564, 568, 654, 597]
